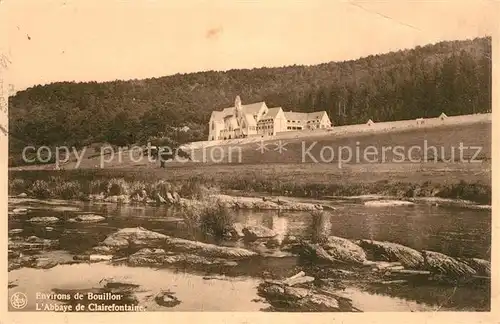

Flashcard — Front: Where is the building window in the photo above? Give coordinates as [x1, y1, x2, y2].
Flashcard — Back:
[211, 122, 215, 130]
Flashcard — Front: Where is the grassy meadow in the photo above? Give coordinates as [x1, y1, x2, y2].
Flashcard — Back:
[8, 121, 492, 204]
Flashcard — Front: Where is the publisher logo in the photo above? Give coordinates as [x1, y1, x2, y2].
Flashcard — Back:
[10, 292, 28, 310]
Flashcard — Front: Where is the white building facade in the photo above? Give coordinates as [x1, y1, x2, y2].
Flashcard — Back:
[208, 96, 332, 141]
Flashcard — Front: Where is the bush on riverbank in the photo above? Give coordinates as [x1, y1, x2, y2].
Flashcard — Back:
[54, 181, 82, 200]
[7, 171, 492, 205]
[29, 180, 53, 199]
[199, 203, 234, 239]
[180, 202, 235, 240]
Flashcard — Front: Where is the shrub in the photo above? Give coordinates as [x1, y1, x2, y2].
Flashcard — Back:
[128, 180, 148, 196]
[54, 181, 82, 200]
[106, 178, 130, 196]
[199, 203, 235, 239]
[88, 179, 107, 195]
[9, 178, 27, 195]
[437, 180, 491, 204]
[146, 180, 173, 199]
[180, 206, 202, 240]
[178, 179, 210, 200]
[29, 180, 53, 199]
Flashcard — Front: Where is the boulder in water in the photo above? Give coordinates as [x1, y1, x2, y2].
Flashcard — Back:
[322, 236, 367, 264]
[364, 200, 414, 207]
[91, 245, 114, 254]
[357, 239, 424, 269]
[27, 216, 60, 224]
[298, 242, 347, 264]
[127, 248, 167, 266]
[8, 237, 59, 251]
[422, 250, 477, 277]
[68, 214, 105, 223]
[242, 225, 276, 241]
[165, 236, 257, 258]
[257, 281, 356, 312]
[104, 195, 130, 204]
[128, 248, 239, 267]
[155, 291, 181, 307]
[9, 229, 23, 235]
[101, 227, 167, 249]
[458, 258, 490, 277]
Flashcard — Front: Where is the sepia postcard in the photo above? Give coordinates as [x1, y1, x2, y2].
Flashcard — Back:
[0, 0, 498, 323]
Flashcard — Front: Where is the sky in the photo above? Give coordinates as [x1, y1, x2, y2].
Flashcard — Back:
[0, 0, 497, 92]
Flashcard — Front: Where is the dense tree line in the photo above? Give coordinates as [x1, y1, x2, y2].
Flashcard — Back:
[8, 37, 491, 152]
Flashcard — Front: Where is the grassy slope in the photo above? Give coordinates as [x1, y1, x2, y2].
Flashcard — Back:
[9, 121, 491, 203]
[11, 120, 491, 171]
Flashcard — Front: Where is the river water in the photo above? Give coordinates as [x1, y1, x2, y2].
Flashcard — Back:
[7, 197, 491, 312]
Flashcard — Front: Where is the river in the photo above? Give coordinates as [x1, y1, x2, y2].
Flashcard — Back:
[7, 196, 491, 312]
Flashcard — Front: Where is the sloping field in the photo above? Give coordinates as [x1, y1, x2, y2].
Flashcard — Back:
[187, 121, 491, 165]
[10, 120, 491, 174]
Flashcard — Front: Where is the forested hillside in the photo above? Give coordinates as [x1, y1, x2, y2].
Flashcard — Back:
[8, 37, 491, 151]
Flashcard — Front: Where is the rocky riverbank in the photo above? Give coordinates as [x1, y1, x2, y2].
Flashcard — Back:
[8, 222, 491, 311]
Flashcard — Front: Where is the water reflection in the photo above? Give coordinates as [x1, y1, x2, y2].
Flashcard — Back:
[8, 199, 491, 259]
[8, 198, 492, 311]
[270, 214, 288, 244]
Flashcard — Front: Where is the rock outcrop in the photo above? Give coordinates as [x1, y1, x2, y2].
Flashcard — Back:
[242, 225, 277, 241]
[211, 194, 326, 211]
[357, 240, 424, 269]
[256, 272, 358, 312]
[422, 250, 477, 277]
[68, 214, 106, 223]
[101, 227, 168, 249]
[322, 236, 367, 264]
[27, 216, 60, 224]
[459, 257, 491, 277]
[364, 200, 414, 207]
[127, 248, 239, 267]
[165, 237, 257, 258]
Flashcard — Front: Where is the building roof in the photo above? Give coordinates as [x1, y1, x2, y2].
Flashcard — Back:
[211, 101, 266, 122]
[244, 113, 257, 127]
[284, 111, 327, 122]
[284, 111, 308, 121]
[242, 102, 266, 115]
[264, 107, 283, 119]
[306, 111, 327, 120]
